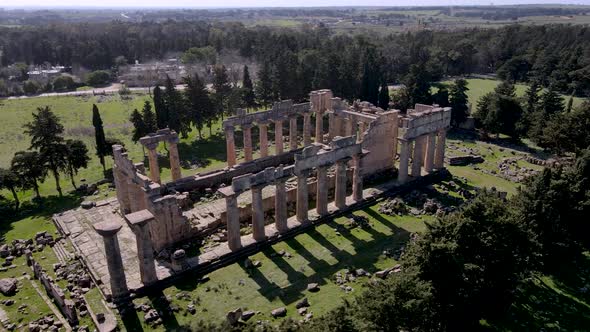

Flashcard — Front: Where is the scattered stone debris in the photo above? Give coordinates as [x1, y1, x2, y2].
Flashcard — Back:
[307, 283, 320, 292]
[348, 215, 371, 229]
[226, 308, 243, 325]
[242, 310, 256, 321]
[271, 307, 287, 318]
[379, 197, 408, 216]
[0, 278, 17, 296]
[295, 297, 310, 309]
[448, 155, 485, 166]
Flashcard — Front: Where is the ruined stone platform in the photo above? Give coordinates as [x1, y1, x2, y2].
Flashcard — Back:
[52, 172, 426, 298]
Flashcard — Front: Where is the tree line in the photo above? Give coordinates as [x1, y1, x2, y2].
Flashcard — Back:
[1, 22, 590, 98]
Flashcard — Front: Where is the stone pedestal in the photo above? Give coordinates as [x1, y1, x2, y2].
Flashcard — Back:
[411, 136, 425, 177]
[424, 133, 437, 173]
[335, 160, 347, 209]
[226, 126, 237, 167]
[434, 129, 446, 169]
[275, 179, 288, 232]
[398, 139, 410, 183]
[146, 144, 160, 184]
[225, 195, 242, 251]
[243, 125, 253, 162]
[289, 116, 298, 150]
[303, 113, 312, 146]
[296, 171, 310, 223]
[274, 120, 284, 155]
[316, 166, 329, 216]
[352, 155, 363, 202]
[259, 123, 268, 158]
[168, 139, 182, 181]
[251, 186, 266, 242]
[93, 220, 129, 304]
[126, 210, 157, 286]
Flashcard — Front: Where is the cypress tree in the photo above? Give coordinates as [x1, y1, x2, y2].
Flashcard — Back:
[449, 79, 470, 126]
[256, 62, 275, 108]
[92, 104, 109, 171]
[185, 73, 212, 139]
[359, 48, 380, 105]
[242, 65, 257, 109]
[142, 101, 157, 134]
[164, 76, 191, 137]
[378, 81, 390, 110]
[153, 85, 167, 129]
[130, 108, 146, 143]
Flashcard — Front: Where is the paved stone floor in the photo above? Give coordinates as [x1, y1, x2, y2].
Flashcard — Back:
[53, 174, 416, 298]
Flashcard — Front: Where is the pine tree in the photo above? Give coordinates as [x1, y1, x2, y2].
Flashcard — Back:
[242, 65, 257, 109]
[524, 81, 541, 114]
[404, 64, 432, 107]
[494, 81, 516, 98]
[0, 168, 20, 210]
[449, 78, 470, 126]
[11, 151, 46, 199]
[185, 73, 212, 139]
[256, 62, 276, 108]
[153, 85, 168, 129]
[212, 65, 232, 118]
[23, 106, 68, 196]
[164, 76, 190, 137]
[130, 108, 146, 143]
[566, 95, 574, 113]
[433, 86, 450, 107]
[64, 139, 90, 189]
[378, 81, 390, 109]
[539, 88, 564, 116]
[142, 101, 157, 134]
[92, 104, 109, 171]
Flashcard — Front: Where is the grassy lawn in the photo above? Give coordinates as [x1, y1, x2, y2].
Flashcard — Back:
[122, 206, 430, 330]
[440, 78, 584, 109]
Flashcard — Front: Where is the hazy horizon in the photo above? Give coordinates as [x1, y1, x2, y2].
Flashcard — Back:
[3, 0, 590, 9]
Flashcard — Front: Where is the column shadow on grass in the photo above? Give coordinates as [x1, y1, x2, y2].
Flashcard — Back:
[242, 208, 414, 306]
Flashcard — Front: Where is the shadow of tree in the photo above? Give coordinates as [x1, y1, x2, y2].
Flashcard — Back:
[0, 193, 84, 243]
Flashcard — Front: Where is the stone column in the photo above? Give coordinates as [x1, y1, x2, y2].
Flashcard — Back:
[316, 166, 329, 216]
[315, 111, 323, 144]
[352, 155, 363, 202]
[225, 194, 242, 251]
[296, 170, 310, 223]
[335, 160, 348, 209]
[168, 136, 182, 181]
[259, 123, 268, 158]
[424, 133, 437, 173]
[93, 220, 129, 304]
[275, 179, 288, 233]
[358, 122, 367, 142]
[303, 113, 312, 147]
[398, 139, 410, 183]
[251, 186, 266, 242]
[289, 116, 298, 150]
[113, 167, 131, 214]
[126, 210, 157, 286]
[243, 125, 253, 162]
[411, 136, 425, 177]
[274, 120, 284, 155]
[434, 129, 447, 169]
[225, 126, 237, 167]
[146, 143, 160, 184]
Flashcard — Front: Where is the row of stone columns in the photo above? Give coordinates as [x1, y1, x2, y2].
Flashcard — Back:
[398, 129, 447, 183]
[225, 113, 319, 168]
[224, 176, 289, 251]
[297, 155, 363, 223]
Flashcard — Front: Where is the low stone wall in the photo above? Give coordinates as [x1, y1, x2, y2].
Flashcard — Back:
[28, 254, 79, 326]
[167, 149, 301, 193]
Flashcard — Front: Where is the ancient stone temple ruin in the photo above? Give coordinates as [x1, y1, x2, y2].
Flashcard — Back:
[53, 89, 450, 304]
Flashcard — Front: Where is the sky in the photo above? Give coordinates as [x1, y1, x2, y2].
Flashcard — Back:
[3, 0, 590, 9]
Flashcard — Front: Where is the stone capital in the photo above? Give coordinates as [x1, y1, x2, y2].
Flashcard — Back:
[93, 219, 123, 237]
[125, 210, 155, 227]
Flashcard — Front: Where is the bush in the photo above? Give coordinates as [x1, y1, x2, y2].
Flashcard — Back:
[85, 70, 112, 87]
[22, 80, 42, 95]
[52, 75, 76, 92]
